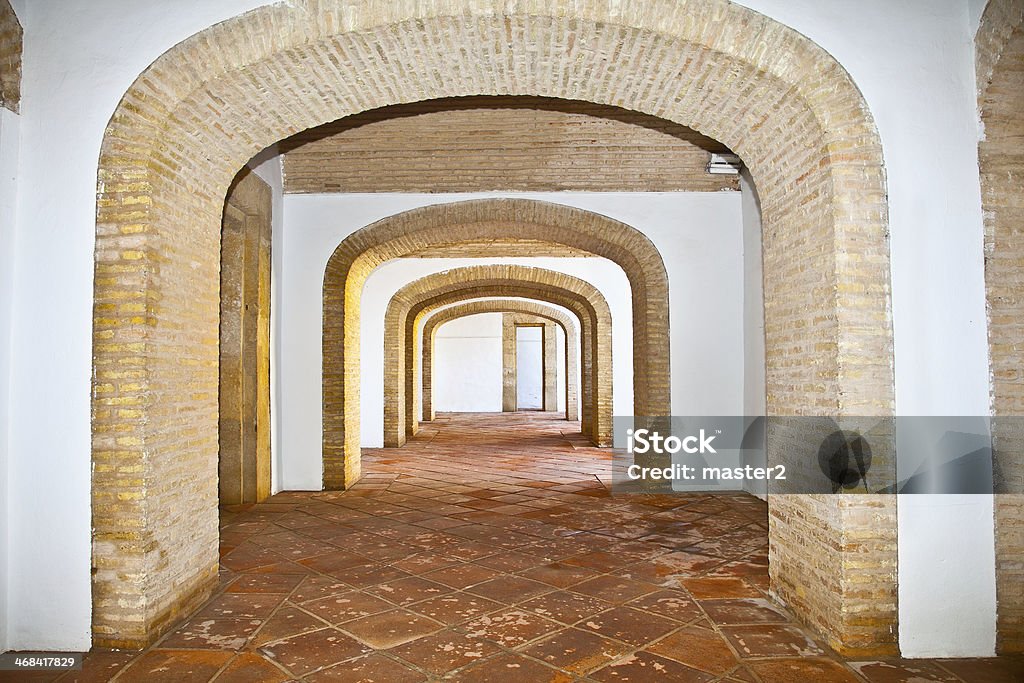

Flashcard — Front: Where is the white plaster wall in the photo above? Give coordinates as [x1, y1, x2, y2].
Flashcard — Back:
[969, 0, 989, 35]
[6, 0, 283, 652]
[0, 106, 21, 653]
[735, 0, 997, 656]
[2, 0, 996, 656]
[433, 313, 504, 413]
[516, 326, 544, 409]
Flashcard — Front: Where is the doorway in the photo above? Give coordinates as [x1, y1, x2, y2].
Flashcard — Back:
[515, 325, 544, 410]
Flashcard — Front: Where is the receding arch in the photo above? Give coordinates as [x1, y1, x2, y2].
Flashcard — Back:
[978, 0, 1024, 654]
[383, 267, 612, 449]
[422, 300, 580, 423]
[91, 0, 896, 653]
[323, 198, 667, 488]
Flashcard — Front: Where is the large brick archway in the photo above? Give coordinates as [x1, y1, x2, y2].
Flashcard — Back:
[383, 267, 612, 449]
[422, 299, 580, 422]
[92, 0, 895, 654]
[977, 0, 1024, 654]
[323, 199, 667, 487]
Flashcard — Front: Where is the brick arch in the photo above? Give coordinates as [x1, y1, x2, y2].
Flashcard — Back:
[324, 198, 664, 482]
[977, 0, 1024, 654]
[422, 300, 580, 423]
[383, 267, 612, 449]
[91, 0, 896, 653]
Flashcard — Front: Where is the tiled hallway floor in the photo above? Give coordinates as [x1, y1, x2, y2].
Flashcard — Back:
[19, 412, 1024, 682]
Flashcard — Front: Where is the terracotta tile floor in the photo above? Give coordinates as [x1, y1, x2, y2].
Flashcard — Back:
[14, 412, 1024, 682]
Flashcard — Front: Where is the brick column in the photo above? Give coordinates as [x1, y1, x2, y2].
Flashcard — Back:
[218, 170, 271, 505]
[542, 321, 558, 411]
[502, 315, 517, 411]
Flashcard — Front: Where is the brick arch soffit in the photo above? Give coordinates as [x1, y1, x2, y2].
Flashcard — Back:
[322, 197, 664, 479]
[382, 266, 613, 453]
[976, 0, 1024, 103]
[91, 0, 896, 652]
[420, 299, 581, 423]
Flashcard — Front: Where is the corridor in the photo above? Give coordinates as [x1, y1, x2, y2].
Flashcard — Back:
[40, 414, 1024, 682]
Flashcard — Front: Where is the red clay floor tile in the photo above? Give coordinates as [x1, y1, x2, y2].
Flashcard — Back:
[409, 591, 504, 626]
[304, 652, 427, 682]
[589, 651, 717, 682]
[462, 608, 563, 648]
[449, 652, 574, 682]
[578, 605, 678, 647]
[211, 652, 291, 683]
[387, 628, 499, 675]
[720, 624, 828, 658]
[520, 627, 630, 674]
[748, 657, 863, 683]
[645, 625, 742, 676]
[339, 609, 445, 649]
[848, 659, 961, 682]
[114, 649, 234, 683]
[259, 627, 371, 676]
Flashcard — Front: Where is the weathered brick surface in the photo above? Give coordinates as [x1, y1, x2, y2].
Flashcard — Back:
[323, 198, 669, 490]
[384, 266, 612, 449]
[219, 169, 272, 505]
[421, 301, 579, 422]
[502, 314, 559, 412]
[92, 0, 895, 652]
[282, 96, 737, 193]
[978, 0, 1024, 655]
[407, 239, 590, 258]
[0, 0, 19, 112]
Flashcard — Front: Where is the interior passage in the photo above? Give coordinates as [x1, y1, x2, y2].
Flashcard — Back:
[64, 413, 1023, 682]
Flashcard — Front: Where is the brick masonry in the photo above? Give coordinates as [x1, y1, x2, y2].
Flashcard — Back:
[421, 301, 580, 422]
[383, 265, 612, 451]
[0, 0, 19, 112]
[281, 96, 737, 193]
[977, 0, 1024, 655]
[91, 0, 895, 653]
[218, 169, 272, 506]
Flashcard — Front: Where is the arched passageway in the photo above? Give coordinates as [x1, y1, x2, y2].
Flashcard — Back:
[323, 199, 667, 486]
[422, 299, 580, 422]
[91, 0, 895, 653]
[383, 266, 612, 448]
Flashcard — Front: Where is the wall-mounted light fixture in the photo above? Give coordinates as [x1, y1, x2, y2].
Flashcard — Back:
[707, 153, 743, 175]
